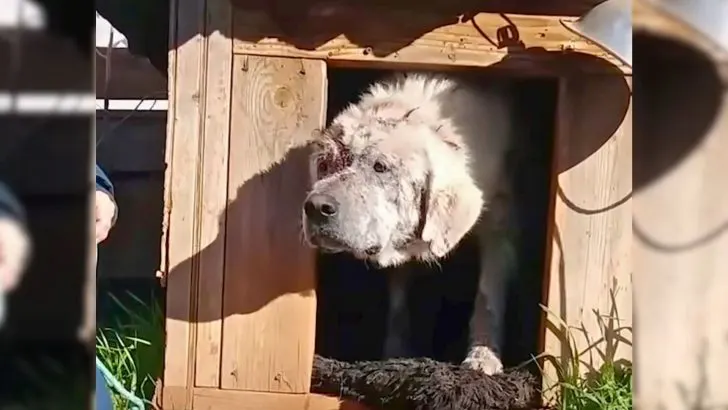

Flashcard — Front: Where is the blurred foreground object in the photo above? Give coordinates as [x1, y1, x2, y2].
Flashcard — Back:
[0, 182, 32, 324]
[561, 0, 728, 69]
[560, 0, 633, 67]
[634, 1, 728, 409]
[635, 0, 728, 58]
[647, 0, 728, 54]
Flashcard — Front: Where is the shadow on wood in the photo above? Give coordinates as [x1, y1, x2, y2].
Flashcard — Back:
[98, 0, 617, 76]
[633, 33, 724, 194]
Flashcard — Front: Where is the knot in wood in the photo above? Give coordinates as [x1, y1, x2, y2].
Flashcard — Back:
[273, 86, 295, 109]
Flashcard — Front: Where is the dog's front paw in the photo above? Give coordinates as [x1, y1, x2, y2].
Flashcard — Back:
[463, 346, 503, 375]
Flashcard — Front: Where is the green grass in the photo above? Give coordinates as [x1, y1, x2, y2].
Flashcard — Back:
[539, 289, 633, 410]
[96, 291, 165, 410]
[95, 288, 632, 410]
[558, 361, 632, 410]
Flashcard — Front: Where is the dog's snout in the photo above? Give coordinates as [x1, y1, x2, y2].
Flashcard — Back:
[304, 193, 339, 221]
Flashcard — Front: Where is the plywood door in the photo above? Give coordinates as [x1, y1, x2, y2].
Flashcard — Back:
[220, 55, 326, 394]
[541, 74, 633, 396]
[162, 0, 235, 405]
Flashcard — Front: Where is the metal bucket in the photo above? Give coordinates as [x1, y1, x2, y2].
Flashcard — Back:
[560, 0, 633, 67]
[648, 0, 728, 54]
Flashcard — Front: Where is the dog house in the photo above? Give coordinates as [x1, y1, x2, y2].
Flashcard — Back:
[159, 0, 632, 408]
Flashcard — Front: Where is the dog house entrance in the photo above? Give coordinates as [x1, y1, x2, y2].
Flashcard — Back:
[314, 68, 558, 374]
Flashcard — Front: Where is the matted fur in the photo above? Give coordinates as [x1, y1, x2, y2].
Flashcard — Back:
[303, 72, 518, 374]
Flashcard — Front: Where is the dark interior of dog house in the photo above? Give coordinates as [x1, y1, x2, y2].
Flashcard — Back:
[315, 68, 558, 375]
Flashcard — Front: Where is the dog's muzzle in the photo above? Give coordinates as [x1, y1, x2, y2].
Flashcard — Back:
[304, 193, 339, 223]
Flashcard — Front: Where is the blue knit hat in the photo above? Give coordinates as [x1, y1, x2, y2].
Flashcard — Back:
[0, 181, 26, 224]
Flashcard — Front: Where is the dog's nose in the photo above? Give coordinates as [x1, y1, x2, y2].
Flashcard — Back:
[304, 194, 339, 221]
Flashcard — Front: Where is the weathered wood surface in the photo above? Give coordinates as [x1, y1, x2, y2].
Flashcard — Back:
[164, 0, 329, 405]
[163, 386, 370, 410]
[633, 7, 728, 408]
[541, 74, 632, 397]
[232, 7, 629, 74]
[219, 55, 325, 393]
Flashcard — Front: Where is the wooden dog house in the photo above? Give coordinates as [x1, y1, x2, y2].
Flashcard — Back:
[160, 0, 632, 408]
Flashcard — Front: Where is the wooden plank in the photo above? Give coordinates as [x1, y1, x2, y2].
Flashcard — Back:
[232, 9, 630, 74]
[162, 386, 370, 410]
[541, 75, 632, 396]
[162, 0, 206, 406]
[194, 0, 233, 388]
[633, 52, 728, 409]
[220, 56, 326, 392]
[194, 388, 368, 410]
[95, 47, 168, 99]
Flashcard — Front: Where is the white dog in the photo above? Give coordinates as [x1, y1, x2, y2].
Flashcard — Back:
[302, 72, 517, 374]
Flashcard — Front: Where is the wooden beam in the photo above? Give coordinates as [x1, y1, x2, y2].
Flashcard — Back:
[220, 55, 326, 393]
[162, 0, 205, 406]
[232, 9, 630, 74]
[163, 386, 370, 410]
[540, 74, 632, 400]
[193, 0, 234, 389]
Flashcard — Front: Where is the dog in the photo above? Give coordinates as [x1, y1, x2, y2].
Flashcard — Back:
[302, 72, 517, 375]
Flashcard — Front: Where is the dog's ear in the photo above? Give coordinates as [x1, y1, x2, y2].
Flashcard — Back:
[420, 176, 483, 259]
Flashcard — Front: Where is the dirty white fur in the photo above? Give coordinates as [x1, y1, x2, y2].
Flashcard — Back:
[303, 72, 517, 374]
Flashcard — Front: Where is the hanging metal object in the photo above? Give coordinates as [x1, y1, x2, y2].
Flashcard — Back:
[646, 0, 728, 54]
[560, 0, 633, 67]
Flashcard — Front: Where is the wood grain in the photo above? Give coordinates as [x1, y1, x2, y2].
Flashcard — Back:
[194, 0, 234, 388]
[162, 386, 370, 410]
[194, 388, 367, 410]
[633, 53, 728, 410]
[232, 9, 629, 74]
[541, 75, 632, 397]
[162, 0, 206, 405]
[220, 55, 326, 393]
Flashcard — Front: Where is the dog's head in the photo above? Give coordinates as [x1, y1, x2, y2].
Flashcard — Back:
[302, 101, 484, 267]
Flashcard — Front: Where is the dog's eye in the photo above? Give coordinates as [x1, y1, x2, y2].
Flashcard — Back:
[373, 161, 388, 173]
[317, 160, 329, 174]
